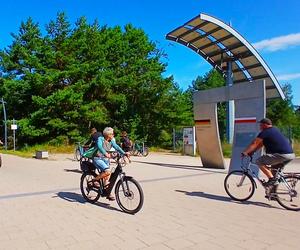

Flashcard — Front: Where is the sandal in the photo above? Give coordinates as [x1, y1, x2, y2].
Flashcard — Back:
[106, 194, 115, 201]
[88, 179, 100, 188]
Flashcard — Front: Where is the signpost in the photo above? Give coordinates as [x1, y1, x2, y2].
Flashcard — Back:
[183, 127, 196, 156]
[1, 98, 7, 150]
[11, 119, 17, 151]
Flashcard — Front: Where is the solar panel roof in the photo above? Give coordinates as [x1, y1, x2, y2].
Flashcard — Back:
[166, 13, 285, 99]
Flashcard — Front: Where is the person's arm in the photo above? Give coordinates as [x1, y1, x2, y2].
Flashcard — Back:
[242, 137, 263, 156]
[111, 138, 126, 155]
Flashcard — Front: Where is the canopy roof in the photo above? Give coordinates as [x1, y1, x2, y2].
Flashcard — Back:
[166, 13, 284, 99]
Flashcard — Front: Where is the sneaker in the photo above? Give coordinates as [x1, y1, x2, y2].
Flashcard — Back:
[263, 177, 279, 187]
[265, 185, 277, 200]
[265, 194, 277, 201]
[106, 194, 115, 201]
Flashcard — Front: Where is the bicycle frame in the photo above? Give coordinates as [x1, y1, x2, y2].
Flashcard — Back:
[89, 155, 129, 197]
[241, 157, 296, 194]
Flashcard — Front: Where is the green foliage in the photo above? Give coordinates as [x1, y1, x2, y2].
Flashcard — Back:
[267, 83, 300, 140]
[0, 12, 193, 146]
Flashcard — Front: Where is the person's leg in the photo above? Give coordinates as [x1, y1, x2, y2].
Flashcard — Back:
[258, 165, 273, 178]
[93, 157, 111, 182]
[256, 154, 289, 185]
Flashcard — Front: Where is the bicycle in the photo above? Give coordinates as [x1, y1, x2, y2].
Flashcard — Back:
[224, 155, 300, 211]
[80, 152, 144, 214]
[74, 142, 89, 161]
[131, 142, 149, 157]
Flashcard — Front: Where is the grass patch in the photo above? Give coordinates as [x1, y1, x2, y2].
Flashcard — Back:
[293, 140, 300, 157]
[1, 144, 75, 158]
[2, 140, 299, 159]
[222, 142, 232, 158]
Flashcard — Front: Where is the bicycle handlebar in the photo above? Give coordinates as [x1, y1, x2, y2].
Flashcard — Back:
[111, 151, 131, 165]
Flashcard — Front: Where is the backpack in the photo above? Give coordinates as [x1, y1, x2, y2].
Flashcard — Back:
[82, 146, 98, 159]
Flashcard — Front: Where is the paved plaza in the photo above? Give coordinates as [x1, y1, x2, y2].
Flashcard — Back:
[0, 152, 299, 250]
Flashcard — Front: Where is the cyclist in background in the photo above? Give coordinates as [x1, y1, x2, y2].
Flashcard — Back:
[120, 131, 132, 152]
[242, 118, 295, 186]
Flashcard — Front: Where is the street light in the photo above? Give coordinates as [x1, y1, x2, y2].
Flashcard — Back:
[0, 98, 7, 150]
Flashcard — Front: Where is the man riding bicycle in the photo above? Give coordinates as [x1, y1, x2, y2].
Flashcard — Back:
[242, 118, 295, 187]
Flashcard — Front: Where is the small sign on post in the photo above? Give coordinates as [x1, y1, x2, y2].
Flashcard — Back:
[11, 124, 17, 130]
[11, 120, 17, 151]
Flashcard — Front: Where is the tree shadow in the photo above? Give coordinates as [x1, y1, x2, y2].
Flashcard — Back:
[175, 189, 282, 210]
[64, 168, 82, 174]
[134, 160, 226, 174]
[54, 191, 122, 213]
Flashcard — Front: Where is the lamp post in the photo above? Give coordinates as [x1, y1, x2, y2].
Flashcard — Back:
[0, 98, 7, 150]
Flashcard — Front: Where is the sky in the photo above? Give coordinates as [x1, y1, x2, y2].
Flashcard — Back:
[1, 0, 300, 105]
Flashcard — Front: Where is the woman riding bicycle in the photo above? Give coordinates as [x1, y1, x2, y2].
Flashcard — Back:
[92, 127, 129, 200]
[242, 118, 295, 187]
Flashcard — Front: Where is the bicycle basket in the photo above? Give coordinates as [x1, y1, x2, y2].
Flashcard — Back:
[82, 146, 97, 158]
[80, 161, 96, 172]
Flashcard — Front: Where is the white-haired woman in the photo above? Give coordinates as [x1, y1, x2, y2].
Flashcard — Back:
[93, 127, 128, 200]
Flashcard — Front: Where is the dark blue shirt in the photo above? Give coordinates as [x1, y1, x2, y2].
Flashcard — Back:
[257, 127, 293, 154]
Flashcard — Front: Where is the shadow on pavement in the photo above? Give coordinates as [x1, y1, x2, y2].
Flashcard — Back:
[134, 160, 226, 174]
[55, 191, 123, 212]
[175, 190, 282, 210]
[64, 168, 82, 174]
[67, 157, 77, 161]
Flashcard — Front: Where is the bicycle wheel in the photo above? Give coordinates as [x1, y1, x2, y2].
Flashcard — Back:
[0, 155, 2, 168]
[75, 147, 81, 161]
[80, 172, 101, 203]
[275, 175, 300, 211]
[224, 171, 255, 201]
[115, 177, 144, 214]
[142, 147, 149, 157]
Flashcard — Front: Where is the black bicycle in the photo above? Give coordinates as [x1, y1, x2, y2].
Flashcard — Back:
[224, 156, 300, 211]
[80, 153, 144, 214]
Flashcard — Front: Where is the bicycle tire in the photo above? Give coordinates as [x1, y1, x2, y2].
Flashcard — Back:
[75, 148, 81, 161]
[80, 172, 101, 203]
[224, 171, 255, 201]
[275, 175, 300, 211]
[0, 155, 2, 168]
[115, 177, 144, 214]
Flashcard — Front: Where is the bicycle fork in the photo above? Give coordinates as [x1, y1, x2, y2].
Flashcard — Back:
[119, 173, 132, 197]
[237, 173, 247, 187]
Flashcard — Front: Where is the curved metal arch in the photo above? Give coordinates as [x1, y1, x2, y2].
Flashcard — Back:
[166, 13, 285, 100]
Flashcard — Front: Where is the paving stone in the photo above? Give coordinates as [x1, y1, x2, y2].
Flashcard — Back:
[0, 153, 299, 249]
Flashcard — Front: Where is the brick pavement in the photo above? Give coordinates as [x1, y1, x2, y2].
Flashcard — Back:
[0, 153, 299, 250]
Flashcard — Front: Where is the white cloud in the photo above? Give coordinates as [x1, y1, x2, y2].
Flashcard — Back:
[277, 73, 300, 81]
[253, 33, 300, 52]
